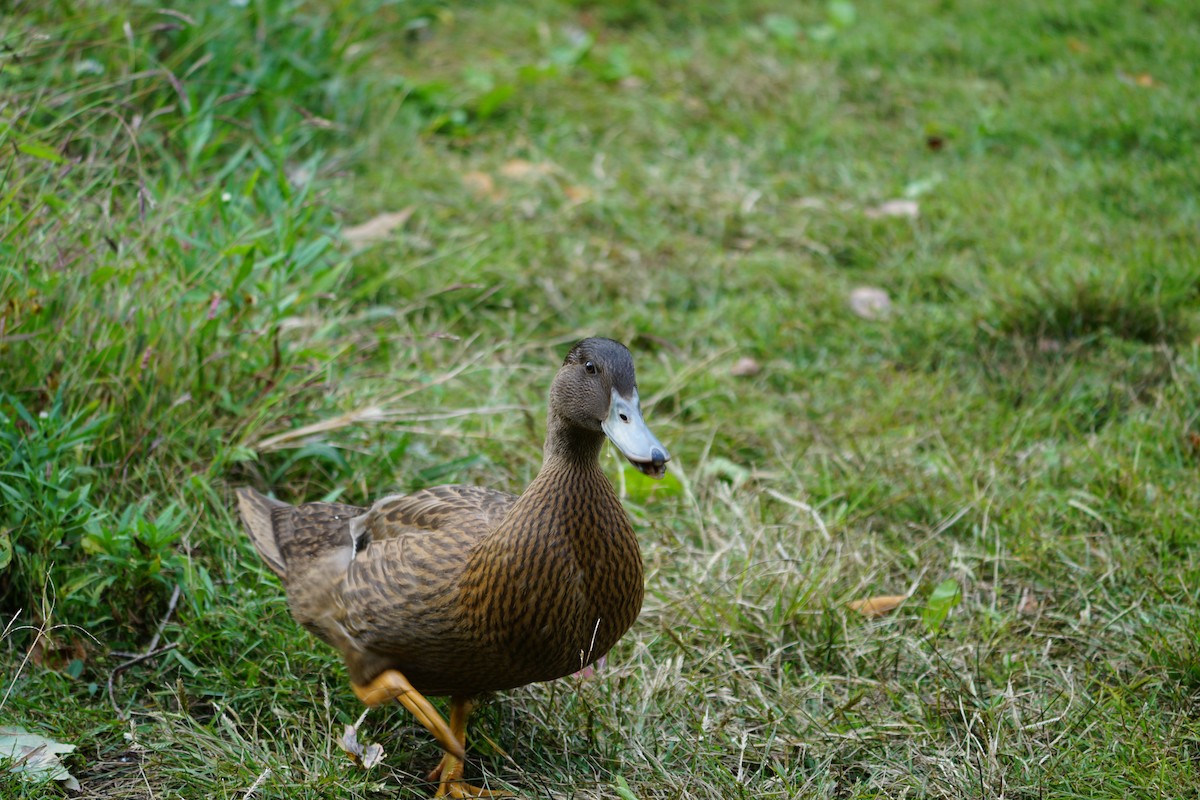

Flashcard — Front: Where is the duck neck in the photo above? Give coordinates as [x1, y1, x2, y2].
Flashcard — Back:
[539, 410, 607, 475]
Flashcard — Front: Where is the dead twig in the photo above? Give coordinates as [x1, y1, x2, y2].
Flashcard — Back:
[108, 644, 179, 720]
[250, 404, 525, 452]
[146, 584, 181, 653]
[108, 584, 183, 720]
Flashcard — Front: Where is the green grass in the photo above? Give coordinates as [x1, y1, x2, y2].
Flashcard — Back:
[3, 0, 1199, 797]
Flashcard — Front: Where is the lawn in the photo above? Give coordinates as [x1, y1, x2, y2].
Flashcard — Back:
[2, 0, 1198, 797]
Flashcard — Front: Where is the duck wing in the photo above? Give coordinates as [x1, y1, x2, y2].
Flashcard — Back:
[238, 484, 519, 689]
[338, 486, 519, 686]
[351, 484, 516, 545]
[236, 486, 365, 582]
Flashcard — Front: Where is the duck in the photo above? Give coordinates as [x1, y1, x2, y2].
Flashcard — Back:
[235, 338, 669, 797]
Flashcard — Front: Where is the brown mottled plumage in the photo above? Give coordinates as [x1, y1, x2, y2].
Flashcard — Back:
[236, 338, 669, 798]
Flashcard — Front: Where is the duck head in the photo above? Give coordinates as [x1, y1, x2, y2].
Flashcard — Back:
[550, 338, 670, 479]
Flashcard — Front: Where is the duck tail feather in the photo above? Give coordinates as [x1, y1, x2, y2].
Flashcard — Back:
[236, 486, 289, 579]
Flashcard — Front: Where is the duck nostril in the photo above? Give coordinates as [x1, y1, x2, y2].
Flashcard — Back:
[619, 413, 629, 422]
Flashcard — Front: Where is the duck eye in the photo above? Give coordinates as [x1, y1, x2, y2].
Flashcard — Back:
[584, 360, 597, 374]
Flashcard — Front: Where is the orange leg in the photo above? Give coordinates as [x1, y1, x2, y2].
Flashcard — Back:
[352, 670, 465, 761]
[425, 697, 510, 798]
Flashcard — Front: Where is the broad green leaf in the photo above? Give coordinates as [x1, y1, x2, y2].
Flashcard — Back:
[828, 0, 857, 28]
[15, 139, 64, 163]
[475, 83, 515, 120]
[621, 465, 683, 503]
[613, 775, 639, 800]
[922, 578, 961, 634]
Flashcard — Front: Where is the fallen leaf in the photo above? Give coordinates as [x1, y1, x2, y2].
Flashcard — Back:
[462, 171, 499, 200]
[848, 286, 892, 320]
[903, 175, 942, 198]
[563, 184, 592, 205]
[730, 357, 761, 377]
[847, 595, 908, 618]
[1117, 70, 1159, 88]
[1037, 338, 1063, 353]
[865, 199, 919, 219]
[342, 208, 415, 247]
[499, 159, 554, 180]
[339, 719, 385, 769]
[287, 163, 315, 187]
[1017, 589, 1040, 616]
[0, 727, 81, 791]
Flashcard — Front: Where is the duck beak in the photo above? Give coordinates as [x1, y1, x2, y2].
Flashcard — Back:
[601, 389, 670, 480]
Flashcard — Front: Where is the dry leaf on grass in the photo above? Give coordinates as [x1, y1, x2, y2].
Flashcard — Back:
[848, 287, 892, 320]
[1118, 70, 1157, 88]
[865, 199, 919, 219]
[1037, 338, 1064, 353]
[462, 171, 500, 200]
[847, 595, 908, 618]
[1017, 588, 1040, 616]
[339, 716, 385, 769]
[0, 727, 81, 791]
[563, 184, 592, 205]
[499, 159, 555, 180]
[730, 357, 761, 377]
[342, 208, 415, 247]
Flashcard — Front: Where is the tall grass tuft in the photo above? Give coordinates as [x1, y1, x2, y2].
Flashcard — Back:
[0, 0, 430, 652]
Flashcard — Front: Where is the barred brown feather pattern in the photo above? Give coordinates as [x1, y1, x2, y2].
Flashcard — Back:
[234, 337, 658, 699]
